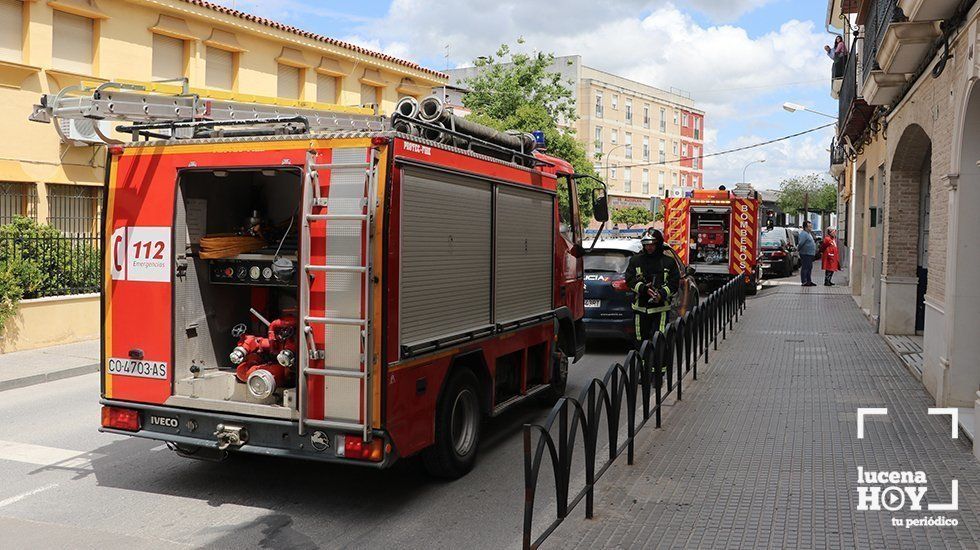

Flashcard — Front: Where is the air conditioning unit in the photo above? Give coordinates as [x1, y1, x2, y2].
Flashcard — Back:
[56, 117, 114, 145]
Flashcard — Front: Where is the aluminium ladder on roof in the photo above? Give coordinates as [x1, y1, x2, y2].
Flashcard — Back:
[28, 81, 386, 142]
[298, 147, 379, 442]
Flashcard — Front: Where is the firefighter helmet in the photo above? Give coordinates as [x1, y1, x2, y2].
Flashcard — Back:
[640, 234, 655, 245]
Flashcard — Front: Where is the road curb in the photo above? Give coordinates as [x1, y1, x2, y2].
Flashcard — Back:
[0, 363, 99, 392]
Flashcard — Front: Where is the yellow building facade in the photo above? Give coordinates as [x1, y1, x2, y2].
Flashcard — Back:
[0, 0, 446, 229]
[0, 0, 445, 351]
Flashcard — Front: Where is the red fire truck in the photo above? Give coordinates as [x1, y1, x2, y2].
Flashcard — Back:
[30, 85, 607, 478]
[663, 185, 761, 295]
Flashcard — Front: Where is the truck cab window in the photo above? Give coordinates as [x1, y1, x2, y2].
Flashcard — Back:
[557, 177, 576, 243]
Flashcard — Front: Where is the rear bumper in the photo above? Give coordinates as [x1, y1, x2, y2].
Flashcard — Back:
[583, 317, 633, 340]
[99, 399, 395, 468]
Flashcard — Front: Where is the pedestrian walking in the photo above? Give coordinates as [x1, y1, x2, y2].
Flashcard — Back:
[626, 230, 680, 350]
[797, 221, 817, 287]
[821, 228, 840, 286]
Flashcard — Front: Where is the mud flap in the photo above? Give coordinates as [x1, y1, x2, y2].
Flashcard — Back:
[554, 307, 584, 363]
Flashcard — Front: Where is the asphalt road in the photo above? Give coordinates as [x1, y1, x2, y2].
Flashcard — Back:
[0, 339, 629, 549]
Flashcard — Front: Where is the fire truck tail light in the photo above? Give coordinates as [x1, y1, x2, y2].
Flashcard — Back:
[611, 278, 629, 292]
[101, 405, 140, 431]
[335, 435, 385, 462]
[371, 136, 389, 146]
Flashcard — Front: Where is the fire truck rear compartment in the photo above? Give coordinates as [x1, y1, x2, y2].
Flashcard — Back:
[689, 207, 730, 272]
[169, 168, 302, 419]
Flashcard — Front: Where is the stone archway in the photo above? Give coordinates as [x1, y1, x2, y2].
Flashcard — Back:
[879, 124, 931, 335]
[937, 82, 980, 407]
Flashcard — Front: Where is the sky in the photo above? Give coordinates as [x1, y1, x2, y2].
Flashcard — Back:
[213, 0, 839, 190]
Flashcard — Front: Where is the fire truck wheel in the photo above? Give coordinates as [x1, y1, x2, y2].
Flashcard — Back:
[423, 368, 482, 478]
[537, 351, 569, 405]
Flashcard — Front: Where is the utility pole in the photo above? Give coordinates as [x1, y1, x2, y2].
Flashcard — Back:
[803, 191, 809, 227]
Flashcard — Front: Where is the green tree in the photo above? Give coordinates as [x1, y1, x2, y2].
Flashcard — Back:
[611, 206, 655, 229]
[777, 174, 837, 213]
[462, 42, 600, 223]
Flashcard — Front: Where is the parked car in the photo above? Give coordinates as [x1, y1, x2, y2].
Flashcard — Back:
[583, 239, 700, 341]
[760, 227, 799, 277]
[786, 227, 803, 267]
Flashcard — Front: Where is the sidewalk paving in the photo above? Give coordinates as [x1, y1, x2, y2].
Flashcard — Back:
[0, 339, 99, 391]
[548, 269, 980, 549]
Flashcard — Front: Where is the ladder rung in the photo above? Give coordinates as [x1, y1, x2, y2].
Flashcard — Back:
[310, 162, 371, 171]
[306, 214, 368, 221]
[305, 368, 366, 379]
[304, 418, 366, 433]
[305, 265, 367, 273]
[306, 316, 367, 326]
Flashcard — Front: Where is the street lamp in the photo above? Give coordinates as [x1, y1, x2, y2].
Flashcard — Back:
[742, 159, 765, 185]
[782, 102, 836, 119]
[602, 142, 628, 185]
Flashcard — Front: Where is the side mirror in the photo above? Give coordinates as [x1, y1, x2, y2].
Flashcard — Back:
[686, 266, 697, 277]
[592, 188, 609, 222]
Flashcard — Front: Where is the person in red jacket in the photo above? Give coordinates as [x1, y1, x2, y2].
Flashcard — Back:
[821, 228, 840, 286]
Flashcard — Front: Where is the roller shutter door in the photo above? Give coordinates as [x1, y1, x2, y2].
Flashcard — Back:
[52, 10, 93, 74]
[277, 63, 300, 99]
[494, 186, 554, 322]
[152, 34, 183, 81]
[206, 46, 233, 91]
[400, 168, 492, 347]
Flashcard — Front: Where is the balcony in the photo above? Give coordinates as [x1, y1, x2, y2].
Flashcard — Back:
[878, 20, 941, 74]
[898, 0, 959, 22]
[838, 41, 874, 145]
[830, 138, 846, 177]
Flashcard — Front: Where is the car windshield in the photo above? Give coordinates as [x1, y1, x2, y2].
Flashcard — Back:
[761, 228, 787, 248]
[584, 251, 631, 273]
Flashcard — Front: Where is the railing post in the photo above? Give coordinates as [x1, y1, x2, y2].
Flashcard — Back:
[522, 426, 534, 550]
[586, 388, 595, 519]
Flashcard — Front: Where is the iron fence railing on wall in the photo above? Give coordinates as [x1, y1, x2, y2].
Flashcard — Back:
[863, 0, 901, 84]
[522, 276, 747, 549]
[0, 183, 38, 224]
[0, 234, 101, 298]
[46, 183, 103, 236]
[839, 39, 859, 128]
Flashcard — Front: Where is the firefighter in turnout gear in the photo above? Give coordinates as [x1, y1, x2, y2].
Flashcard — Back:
[626, 230, 681, 347]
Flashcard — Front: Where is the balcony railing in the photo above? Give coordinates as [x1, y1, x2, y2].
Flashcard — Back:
[839, 41, 859, 127]
[863, 0, 904, 83]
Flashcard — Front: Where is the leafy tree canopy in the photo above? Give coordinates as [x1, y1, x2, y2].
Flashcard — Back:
[611, 206, 655, 229]
[462, 41, 599, 223]
[777, 173, 837, 213]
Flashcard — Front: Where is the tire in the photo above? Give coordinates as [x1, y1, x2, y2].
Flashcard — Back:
[537, 351, 569, 406]
[422, 369, 482, 479]
[745, 273, 758, 296]
[783, 260, 793, 278]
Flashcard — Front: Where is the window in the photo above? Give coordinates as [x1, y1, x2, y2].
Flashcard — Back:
[694, 116, 701, 139]
[658, 172, 665, 195]
[52, 10, 94, 74]
[0, 0, 23, 63]
[672, 172, 678, 185]
[642, 136, 650, 161]
[625, 133, 632, 159]
[278, 63, 301, 99]
[611, 165, 617, 180]
[46, 184, 102, 236]
[643, 104, 650, 128]
[692, 146, 700, 169]
[595, 91, 603, 118]
[682, 112, 690, 127]
[206, 46, 234, 90]
[593, 162, 602, 173]
[693, 175, 700, 188]
[659, 108, 666, 133]
[673, 110, 679, 125]
[317, 73, 339, 104]
[659, 140, 666, 163]
[625, 99, 633, 123]
[681, 173, 688, 187]
[673, 141, 678, 156]
[0, 182, 36, 223]
[642, 169, 649, 195]
[624, 167, 632, 191]
[611, 94, 618, 110]
[611, 129, 617, 145]
[152, 34, 184, 81]
[594, 127, 602, 153]
[682, 143, 688, 157]
[360, 82, 380, 106]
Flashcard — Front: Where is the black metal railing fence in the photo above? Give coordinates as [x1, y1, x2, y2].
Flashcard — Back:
[522, 276, 747, 549]
[0, 234, 101, 298]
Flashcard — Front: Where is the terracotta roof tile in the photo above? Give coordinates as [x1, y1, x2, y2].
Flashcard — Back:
[178, 0, 448, 80]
